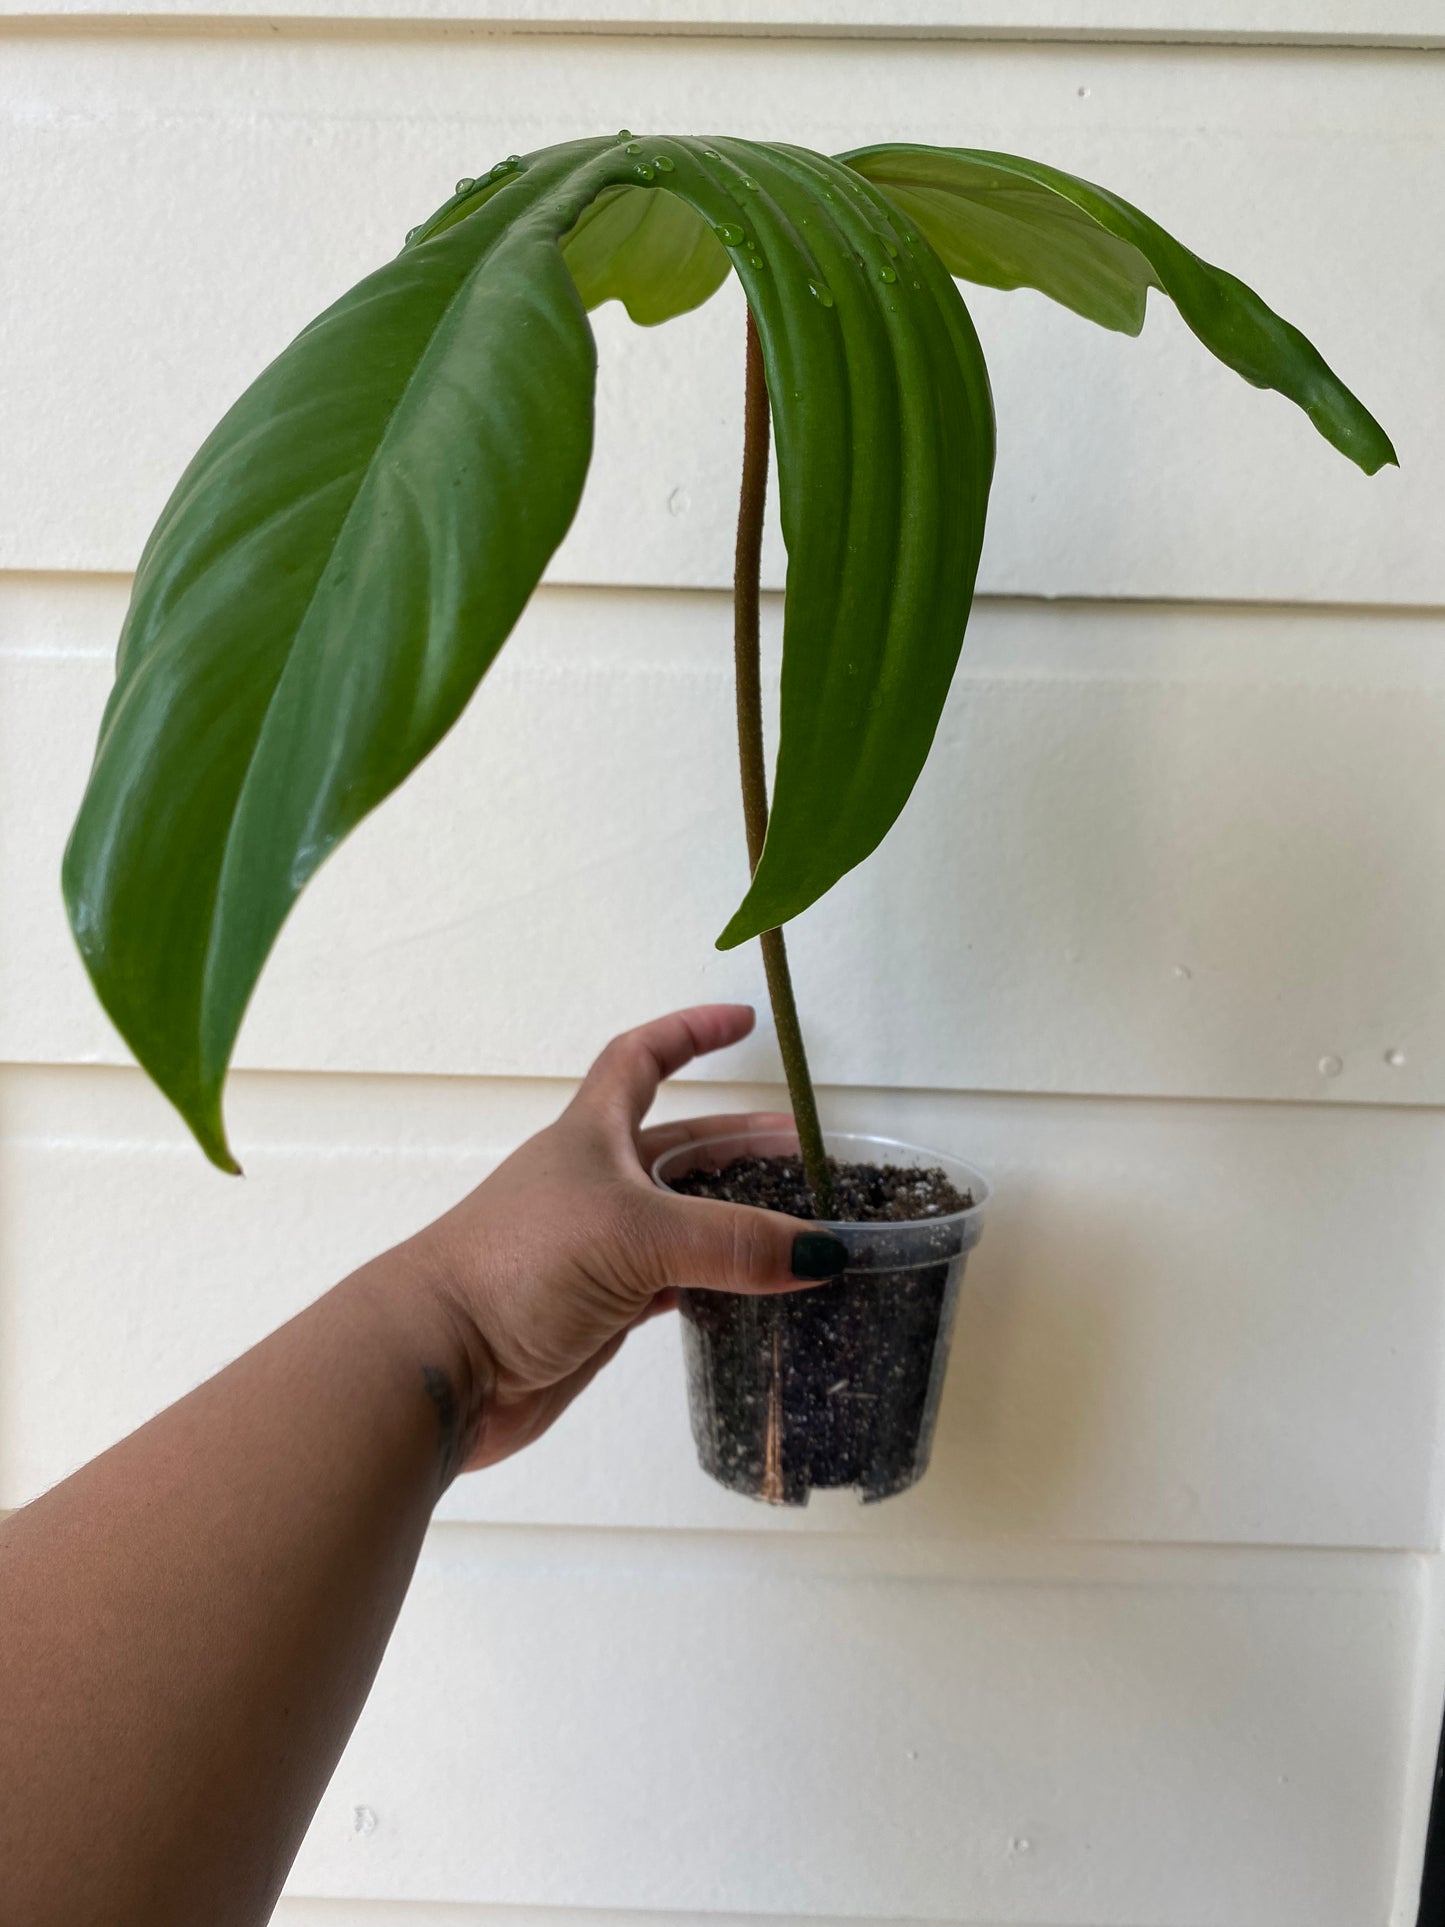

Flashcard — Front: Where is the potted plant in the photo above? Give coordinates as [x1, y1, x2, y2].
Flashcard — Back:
[62, 131, 1394, 1505]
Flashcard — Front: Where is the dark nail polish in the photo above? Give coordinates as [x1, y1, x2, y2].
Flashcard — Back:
[791, 1231, 849, 1281]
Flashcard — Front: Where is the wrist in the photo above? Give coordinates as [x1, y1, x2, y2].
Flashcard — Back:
[343, 1239, 496, 1490]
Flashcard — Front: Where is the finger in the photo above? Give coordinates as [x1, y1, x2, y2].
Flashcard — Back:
[634, 1190, 849, 1296]
[576, 1005, 757, 1141]
[635, 1110, 794, 1171]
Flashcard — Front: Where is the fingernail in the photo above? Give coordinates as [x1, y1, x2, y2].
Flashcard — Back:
[791, 1231, 849, 1281]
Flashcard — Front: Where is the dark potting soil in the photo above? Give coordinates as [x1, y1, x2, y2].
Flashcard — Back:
[669, 1151, 972, 1223]
[670, 1154, 975, 1506]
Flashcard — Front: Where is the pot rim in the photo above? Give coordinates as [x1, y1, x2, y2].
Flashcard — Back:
[650, 1126, 992, 1230]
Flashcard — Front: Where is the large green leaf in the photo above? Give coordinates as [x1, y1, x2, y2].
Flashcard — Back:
[64, 140, 615, 1169]
[707, 140, 993, 947]
[845, 144, 1397, 474]
[64, 133, 994, 1166]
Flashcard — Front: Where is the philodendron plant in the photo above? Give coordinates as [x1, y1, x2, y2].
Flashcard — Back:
[64, 131, 1393, 1196]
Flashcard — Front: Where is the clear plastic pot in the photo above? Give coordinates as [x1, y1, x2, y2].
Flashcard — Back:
[652, 1129, 990, 1506]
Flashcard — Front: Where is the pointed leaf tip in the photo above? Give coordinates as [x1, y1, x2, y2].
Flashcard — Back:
[846, 143, 1395, 476]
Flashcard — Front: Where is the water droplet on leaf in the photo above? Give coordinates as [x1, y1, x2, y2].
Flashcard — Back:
[808, 279, 835, 307]
[489, 160, 513, 179]
[634, 162, 656, 181]
[617, 128, 633, 140]
[404, 226, 418, 243]
[884, 237, 899, 257]
[625, 141, 642, 155]
[713, 222, 747, 247]
[880, 265, 898, 283]
[653, 155, 675, 172]
[741, 176, 759, 191]
[455, 177, 475, 195]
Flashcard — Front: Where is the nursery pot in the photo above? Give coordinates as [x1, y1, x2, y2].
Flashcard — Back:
[652, 1129, 990, 1506]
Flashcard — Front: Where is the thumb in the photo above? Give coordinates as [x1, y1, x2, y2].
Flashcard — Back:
[638, 1191, 850, 1296]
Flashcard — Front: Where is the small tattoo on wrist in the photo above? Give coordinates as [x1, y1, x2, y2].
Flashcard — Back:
[421, 1364, 482, 1485]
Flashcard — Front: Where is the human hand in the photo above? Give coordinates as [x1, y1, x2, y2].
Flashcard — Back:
[406, 1005, 847, 1472]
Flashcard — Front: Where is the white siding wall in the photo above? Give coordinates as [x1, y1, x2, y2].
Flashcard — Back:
[3, 11, 1443, 1923]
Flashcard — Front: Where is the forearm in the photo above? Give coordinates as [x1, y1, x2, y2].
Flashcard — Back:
[0, 1241, 482, 1927]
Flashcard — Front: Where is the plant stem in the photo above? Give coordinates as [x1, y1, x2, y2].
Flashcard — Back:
[734, 311, 836, 1222]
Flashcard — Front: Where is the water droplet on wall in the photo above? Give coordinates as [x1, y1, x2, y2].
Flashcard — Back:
[667, 486, 690, 516]
[1386, 1048, 1407, 1067]
[352, 1806, 377, 1837]
[1319, 1054, 1343, 1079]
